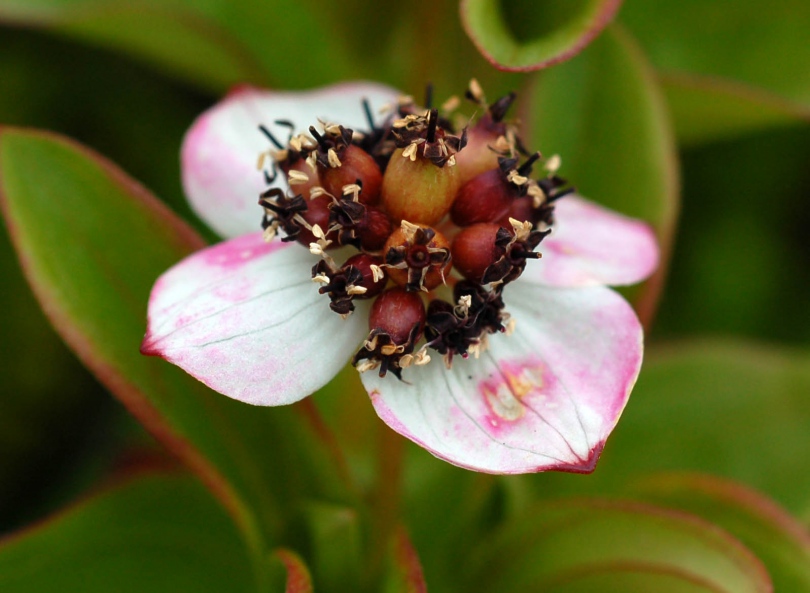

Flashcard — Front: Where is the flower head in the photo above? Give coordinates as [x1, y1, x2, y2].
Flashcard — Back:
[141, 80, 659, 474]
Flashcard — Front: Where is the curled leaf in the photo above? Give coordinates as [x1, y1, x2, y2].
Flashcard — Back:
[461, 0, 622, 71]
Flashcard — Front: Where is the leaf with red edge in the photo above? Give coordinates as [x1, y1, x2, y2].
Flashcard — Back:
[461, 498, 772, 592]
[0, 128, 355, 555]
[271, 549, 314, 593]
[629, 473, 810, 593]
[460, 0, 622, 71]
[383, 526, 428, 593]
[0, 472, 255, 592]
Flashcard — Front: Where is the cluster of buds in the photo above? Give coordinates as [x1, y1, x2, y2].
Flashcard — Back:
[258, 80, 573, 379]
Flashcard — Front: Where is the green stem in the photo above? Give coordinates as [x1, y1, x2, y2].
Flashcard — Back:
[365, 423, 405, 588]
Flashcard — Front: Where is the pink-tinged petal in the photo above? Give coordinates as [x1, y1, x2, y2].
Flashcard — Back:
[181, 82, 401, 239]
[142, 232, 368, 405]
[362, 282, 643, 474]
[525, 195, 660, 287]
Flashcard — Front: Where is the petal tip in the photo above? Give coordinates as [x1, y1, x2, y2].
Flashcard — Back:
[139, 333, 160, 357]
[545, 440, 605, 475]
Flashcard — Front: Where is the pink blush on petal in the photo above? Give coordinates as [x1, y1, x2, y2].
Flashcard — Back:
[477, 357, 564, 438]
[201, 233, 283, 269]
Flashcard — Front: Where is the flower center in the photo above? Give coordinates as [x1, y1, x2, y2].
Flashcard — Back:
[257, 80, 572, 379]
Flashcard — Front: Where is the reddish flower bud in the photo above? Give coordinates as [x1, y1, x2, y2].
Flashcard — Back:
[296, 196, 335, 247]
[320, 144, 383, 205]
[501, 196, 533, 227]
[369, 288, 426, 345]
[453, 124, 503, 186]
[454, 92, 517, 184]
[451, 223, 506, 283]
[384, 223, 452, 291]
[283, 159, 320, 200]
[355, 206, 393, 251]
[343, 253, 387, 299]
[450, 168, 514, 227]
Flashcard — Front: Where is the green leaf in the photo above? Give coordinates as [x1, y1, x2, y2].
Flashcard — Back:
[462, 498, 771, 592]
[629, 473, 810, 593]
[661, 73, 810, 146]
[0, 129, 354, 563]
[527, 24, 677, 236]
[460, 0, 622, 71]
[382, 527, 427, 593]
[0, 222, 122, 529]
[654, 125, 810, 343]
[525, 24, 678, 321]
[530, 340, 810, 515]
[0, 472, 255, 592]
[621, 0, 810, 105]
[295, 502, 363, 593]
[0, 0, 356, 92]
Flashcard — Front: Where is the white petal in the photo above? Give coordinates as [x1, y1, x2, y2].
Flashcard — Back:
[142, 232, 368, 405]
[526, 195, 660, 287]
[362, 282, 643, 474]
[181, 82, 401, 239]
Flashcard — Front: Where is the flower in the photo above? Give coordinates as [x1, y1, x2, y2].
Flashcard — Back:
[141, 81, 659, 474]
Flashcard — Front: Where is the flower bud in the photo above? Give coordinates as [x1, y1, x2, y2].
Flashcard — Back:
[450, 168, 514, 227]
[454, 91, 516, 184]
[283, 159, 320, 200]
[355, 206, 393, 251]
[296, 196, 335, 247]
[369, 288, 426, 345]
[320, 144, 383, 205]
[343, 253, 387, 299]
[501, 196, 533, 228]
[450, 223, 505, 283]
[384, 222, 452, 291]
[381, 148, 460, 226]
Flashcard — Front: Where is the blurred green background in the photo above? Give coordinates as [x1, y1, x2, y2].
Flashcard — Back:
[0, 0, 808, 590]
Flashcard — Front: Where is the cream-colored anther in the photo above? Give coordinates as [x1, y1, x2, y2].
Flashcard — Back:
[442, 95, 460, 112]
[544, 154, 561, 174]
[355, 360, 379, 373]
[308, 186, 329, 199]
[414, 349, 431, 366]
[327, 148, 342, 168]
[505, 317, 517, 336]
[287, 170, 310, 185]
[402, 142, 419, 161]
[262, 224, 278, 243]
[468, 78, 484, 102]
[370, 264, 385, 283]
[454, 294, 472, 317]
[400, 220, 420, 243]
[509, 218, 534, 242]
[256, 151, 271, 171]
[347, 285, 368, 296]
[342, 183, 362, 199]
[507, 170, 528, 186]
